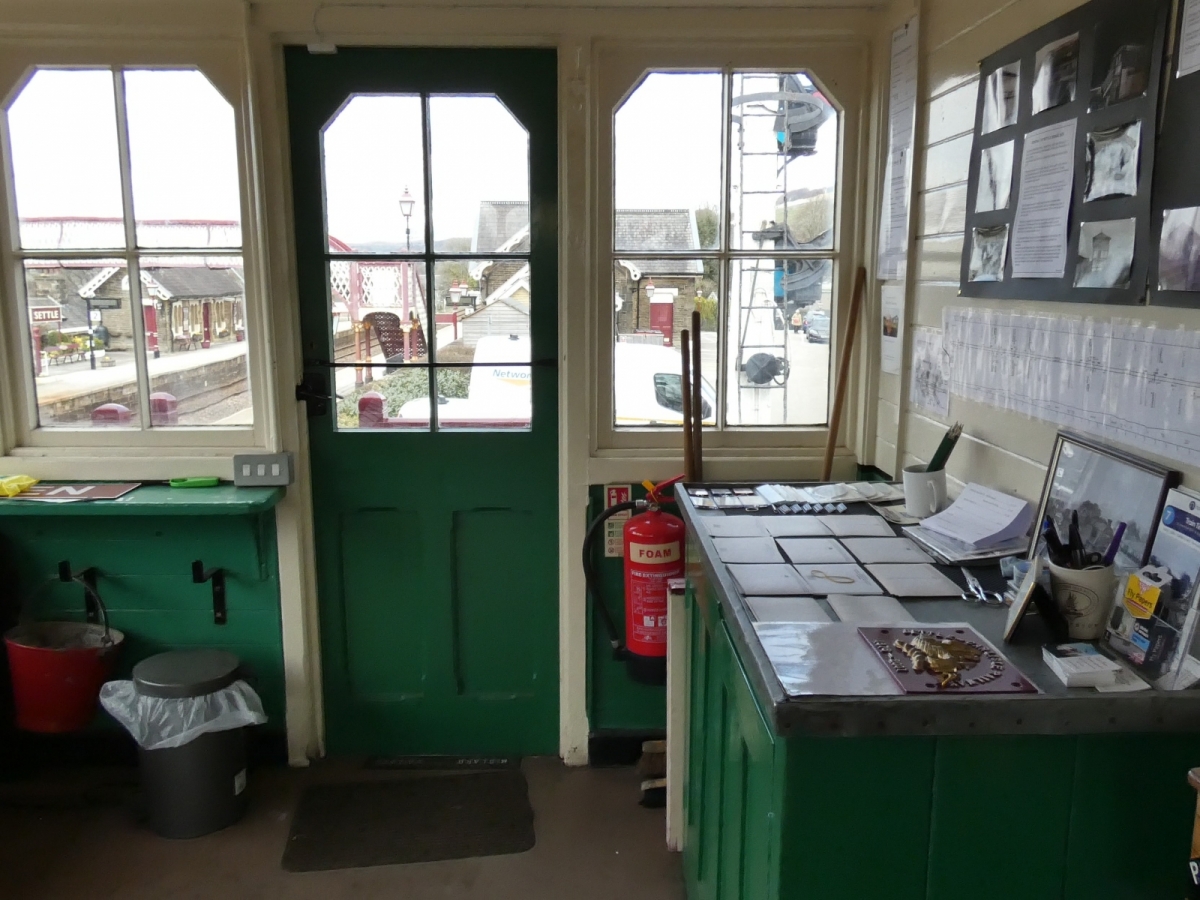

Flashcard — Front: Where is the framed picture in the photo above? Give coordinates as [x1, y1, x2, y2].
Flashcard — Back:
[1029, 431, 1181, 567]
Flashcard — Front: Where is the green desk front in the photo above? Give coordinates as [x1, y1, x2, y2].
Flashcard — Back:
[0, 486, 287, 728]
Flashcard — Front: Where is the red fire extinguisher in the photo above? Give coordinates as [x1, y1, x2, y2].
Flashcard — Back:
[584, 476, 685, 685]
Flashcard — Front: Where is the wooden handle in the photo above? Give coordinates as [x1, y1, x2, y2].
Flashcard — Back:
[822, 266, 868, 481]
[680, 329, 695, 481]
[691, 310, 704, 482]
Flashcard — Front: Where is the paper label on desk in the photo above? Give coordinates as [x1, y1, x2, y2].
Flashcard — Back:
[1122, 574, 1160, 620]
[603, 484, 631, 557]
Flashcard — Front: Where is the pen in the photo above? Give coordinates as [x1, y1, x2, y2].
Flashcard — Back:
[1042, 516, 1067, 565]
[927, 422, 963, 473]
[1068, 510, 1083, 569]
[1102, 522, 1126, 566]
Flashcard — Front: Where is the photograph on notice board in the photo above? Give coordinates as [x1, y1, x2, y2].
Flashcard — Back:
[1159, 207, 1200, 292]
[981, 62, 1020, 134]
[1084, 121, 1140, 202]
[1074, 218, 1135, 289]
[1032, 33, 1080, 115]
[976, 141, 1015, 212]
[969, 224, 1009, 282]
[1090, 18, 1153, 111]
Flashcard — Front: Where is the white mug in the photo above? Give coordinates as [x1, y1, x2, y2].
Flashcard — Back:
[903, 464, 947, 518]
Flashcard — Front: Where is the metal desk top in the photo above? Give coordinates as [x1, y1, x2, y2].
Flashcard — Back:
[677, 486, 1200, 739]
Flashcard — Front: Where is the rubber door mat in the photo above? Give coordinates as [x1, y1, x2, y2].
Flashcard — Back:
[282, 771, 536, 872]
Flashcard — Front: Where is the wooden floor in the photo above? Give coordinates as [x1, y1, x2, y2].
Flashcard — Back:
[0, 756, 684, 900]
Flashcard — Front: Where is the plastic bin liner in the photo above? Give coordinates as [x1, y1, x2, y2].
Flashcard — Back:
[99, 679, 267, 751]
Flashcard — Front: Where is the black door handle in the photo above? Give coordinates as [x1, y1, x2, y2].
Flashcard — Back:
[296, 372, 332, 417]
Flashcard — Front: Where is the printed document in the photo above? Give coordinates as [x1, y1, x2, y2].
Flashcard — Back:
[1011, 119, 1077, 278]
[919, 483, 1033, 549]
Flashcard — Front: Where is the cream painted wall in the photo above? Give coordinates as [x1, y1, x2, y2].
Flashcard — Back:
[876, 0, 1200, 504]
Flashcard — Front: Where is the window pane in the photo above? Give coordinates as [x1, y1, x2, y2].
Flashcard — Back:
[612, 259, 716, 428]
[615, 73, 722, 251]
[124, 70, 242, 248]
[435, 363, 530, 431]
[322, 95, 426, 253]
[729, 72, 836, 250]
[725, 257, 831, 426]
[8, 69, 125, 250]
[24, 260, 141, 428]
[141, 256, 251, 427]
[435, 257, 529, 344]
[330, 260, 431, 431]
[429, 96, 529, 248]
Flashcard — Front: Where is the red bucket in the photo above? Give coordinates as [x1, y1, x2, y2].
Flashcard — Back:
[4, 622, 125, 733]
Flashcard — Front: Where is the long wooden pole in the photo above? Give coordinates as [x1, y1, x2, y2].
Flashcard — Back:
[680, 329, 695, 481]
[691, 310, 704, 482]
[822, 265, 868, 482]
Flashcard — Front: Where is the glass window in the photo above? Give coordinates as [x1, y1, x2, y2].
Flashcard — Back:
[612, 70, 838, 430]
[323, 94, 532, 432]
[4, 67, 253, 433]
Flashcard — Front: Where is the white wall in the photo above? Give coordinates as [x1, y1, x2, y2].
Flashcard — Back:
[876, 0, 1200, 502]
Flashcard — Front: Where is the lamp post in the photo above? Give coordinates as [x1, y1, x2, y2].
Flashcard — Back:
[399, 187, 414, 252]
[86, 299, 96, 370]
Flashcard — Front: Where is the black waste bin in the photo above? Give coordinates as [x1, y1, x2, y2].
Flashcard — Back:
[133, 649, 249, 839]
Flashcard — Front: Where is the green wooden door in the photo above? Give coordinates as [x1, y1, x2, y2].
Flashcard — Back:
[285, 48, 559, 756]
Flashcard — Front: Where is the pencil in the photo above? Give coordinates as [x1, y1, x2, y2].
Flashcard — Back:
[926, 423, 963, 472]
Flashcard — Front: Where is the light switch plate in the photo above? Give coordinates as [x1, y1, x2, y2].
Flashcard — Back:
[232, 452, 293, 487]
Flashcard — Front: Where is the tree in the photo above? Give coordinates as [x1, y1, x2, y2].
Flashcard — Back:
[781, 192, 833, 245]
[694, 206, 720, 299]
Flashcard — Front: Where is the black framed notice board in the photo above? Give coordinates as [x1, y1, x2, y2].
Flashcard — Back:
[959, 0, 1172, 305]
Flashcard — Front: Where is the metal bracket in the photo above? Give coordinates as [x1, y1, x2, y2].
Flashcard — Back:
[295, 372, 332, 417]
[58, 560, 100, 623]
[192, 560, 227, 625]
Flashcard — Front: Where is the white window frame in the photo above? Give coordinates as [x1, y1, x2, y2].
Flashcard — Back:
[0, 39, 274, 471]
[593, 42, 867, 455]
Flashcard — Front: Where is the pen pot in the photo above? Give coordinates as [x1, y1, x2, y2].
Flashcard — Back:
[1047, 562, 1117, 641]
[902, 465, 947, 518]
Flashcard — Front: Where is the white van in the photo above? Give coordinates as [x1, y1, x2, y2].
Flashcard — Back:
[397, 336, 716, 426]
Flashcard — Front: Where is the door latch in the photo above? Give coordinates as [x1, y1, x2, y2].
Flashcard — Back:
[296, 372, 332, 417]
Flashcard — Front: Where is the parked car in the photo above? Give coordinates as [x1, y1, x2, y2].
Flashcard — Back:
[806, 310, 831, 344]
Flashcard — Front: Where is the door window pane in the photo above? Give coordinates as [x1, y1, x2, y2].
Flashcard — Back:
[322, 95, 426, 253]
[612, 259, 716, 427]
[429, 95, 529, 247]
[8, 69, 125, 250]
[142, 256, 251, 426]
[614, 73, 722, 251]
[330, 260, 431, 431]
[124, 70, 242, 248]
[24, 259, 141, 428]
[435, 362, 530, 431]
[726, 257, 830, 426]
[729, 72, 836, 250]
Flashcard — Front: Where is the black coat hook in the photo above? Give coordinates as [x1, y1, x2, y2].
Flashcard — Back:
[192, 560, 227, 625]
[58, 560, 100, 623]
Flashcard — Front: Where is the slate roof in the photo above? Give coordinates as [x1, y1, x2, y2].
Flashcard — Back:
[144, 266, 245, 299]
[615, 209, 703, 276]
[474, 201, 530, 253]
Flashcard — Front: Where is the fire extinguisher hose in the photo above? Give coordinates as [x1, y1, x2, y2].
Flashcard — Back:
[582, 499, 643, 656]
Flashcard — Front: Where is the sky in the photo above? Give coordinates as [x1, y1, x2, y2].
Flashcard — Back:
[6, 69, 837, 252]
[8, 68, 242, 239]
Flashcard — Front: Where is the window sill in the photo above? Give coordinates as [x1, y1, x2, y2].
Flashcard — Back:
[0, 483, 283, 517]
[0, 449, 253, 482]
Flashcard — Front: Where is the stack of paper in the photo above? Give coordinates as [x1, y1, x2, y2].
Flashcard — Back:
[1041, 643, 1122, 688]
[918, 483, 1033, 550]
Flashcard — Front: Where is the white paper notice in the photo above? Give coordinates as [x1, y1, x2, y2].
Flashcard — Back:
[1011, 119, 1077, 278]
[880, 284, 905, 375]
[1180, 0, 1200, 78]
[910, 327, 950, 417]
[877, 18, 919, 280]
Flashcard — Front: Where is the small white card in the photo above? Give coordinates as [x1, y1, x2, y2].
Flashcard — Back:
[828, 595, 916, 625]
